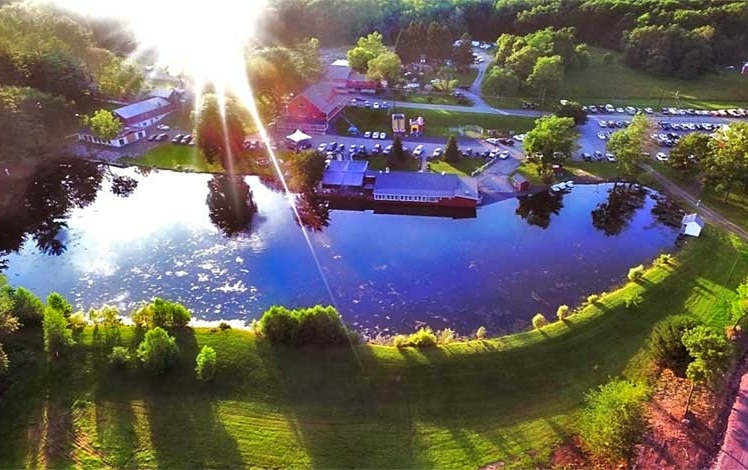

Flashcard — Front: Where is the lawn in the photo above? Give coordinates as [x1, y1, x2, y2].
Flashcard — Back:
[429, 157, 487, 177]
[421, 67, 479, 88]
[483, 48, 748, 110]
[336, 108, 536, 138]
[397, 92, 473, 107]
[123, 144, 219, 172]
[1, 227, 746, 468]
[361, 154, 420, 172]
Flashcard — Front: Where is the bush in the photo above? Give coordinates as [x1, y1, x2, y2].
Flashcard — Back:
[627, 264, 645, 281]
[108, 346, 130, 367]
[218, 321, 231, 331]
[625, 293, 643, 309]
[475, 326, 487, 340]
[656, 253, 674, 266]
[259, 305, 348, 347]
[407, 327, 438, 348]
[195, 345, 217, 381]
[648, 315, 701, 376]
[131, 298, 192, 329]
[556, 305, 570, 321]
[68, 311, 87, 333]
[438, 328, 456, 345]
[586, 294, 600, 305]
[393, 334, 408, 347]
[532, 313, 548, 330]
[47, 292, 73, 318]
[579, 379, 649, 464]
[43, 307, 74, 357]
[602, 52, 615, 66]
[681, 325, 734, 384]
[136, 327, 179, 375]
[11, 287, 44, 325]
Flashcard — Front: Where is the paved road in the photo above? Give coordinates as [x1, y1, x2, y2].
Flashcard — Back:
[713, 369, 748, 470]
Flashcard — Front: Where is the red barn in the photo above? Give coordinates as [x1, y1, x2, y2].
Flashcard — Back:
[282, 83, 345, 134]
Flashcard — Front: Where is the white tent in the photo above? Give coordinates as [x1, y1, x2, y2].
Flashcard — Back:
[285, 129, 312, 144]
[680, 213, 705, 237]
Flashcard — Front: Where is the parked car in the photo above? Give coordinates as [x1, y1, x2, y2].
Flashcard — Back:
[413, 145, 424, 157]
[431, 147, 443, 159]
[364, 131, 371, 139]
[349, 144, 357, 154]
[581, 152, 592, 161]
[148, 134, 159, 141]
[156, 133, 168, 141]
[598, 120, 608, 128]
[181, 134, 192, 144]
[384, 144, 393, 155]
[317, 143, 328, 152]
[461, 148, 472, 157]
[156, 124, 170, 130]
[373, 143, 382, 153]
[372, 131, 379, 139]
[373, 102, 380, 109]
[499, 150, 510, 160]
[606, 153, 617, 162]
[364, 100, 371, 108]
[656, 152, 669, 162]
[358, 145, 366, 155]
[379, 132, 386, 140]
[594, 150, 604, 160]
[171, 134, 183, 143]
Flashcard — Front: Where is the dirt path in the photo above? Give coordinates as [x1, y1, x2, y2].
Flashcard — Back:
[641, 164, 748, 241]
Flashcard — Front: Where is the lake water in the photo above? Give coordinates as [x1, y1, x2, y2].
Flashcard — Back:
[0, 161, 679, 336]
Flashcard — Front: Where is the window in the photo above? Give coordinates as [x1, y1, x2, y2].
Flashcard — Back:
[118, 139, 125, 146]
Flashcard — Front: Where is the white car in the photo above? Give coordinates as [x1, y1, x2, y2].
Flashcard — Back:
[598, 121, 608, 128]
[432, 147, 443, 159]
[656, 152, 669, 162]
[413, 144, 424, 157]
[644, 107, 654, 114]
[615, 107, 625, 114]
[597, 132, 607, 140]
[379, 132, 386, 140]
[317, 143, 327, 152]
[156, 124, 170, 130]
[606, 153, 617, 162]
[499, 150, 510, 160]
[513, 134, 525, 142]
[372, 131, 380, 139]
[364, 131, 371, 139]
[373, 102, 380, 109]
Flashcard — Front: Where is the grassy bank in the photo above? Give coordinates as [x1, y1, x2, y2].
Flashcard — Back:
[1, 228, 746, 468]
[484, 48, 748, 110]
[429, 157, 486, 177]
[336, 108, 536, 138]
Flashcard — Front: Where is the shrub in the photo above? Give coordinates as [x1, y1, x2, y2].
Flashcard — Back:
[407, 327, 437, 348]
[625, 293, 643, 309]
[438, 328, 456, 345]
[556, 305, 570, 321]
[259, 305, 348, 347]
[131, 298, 192, 329]
[11, 287, 44, 325]
[108, 346, 130, 367]
[68, 311, 87, 333]
[656, 253, 673, 266]
[248, 318, 261, 335]
[47, 292, 73, 318]
[532, 313, 548, 330]
[602, 51, 615, 66]
[195, 345, 217, 381]
[627, 264, 645, 281]
[586, 294, 600, 305]
[578, 379, 649, 464]
[475, 326, 487, 340]
[136, 327, 179, 375]
[218, 321, 231, 331]
[681, 325, 734, 384]
[393, 334, 408, 347]
[648, 315, 701, 376]
[43, 307, 74, 357]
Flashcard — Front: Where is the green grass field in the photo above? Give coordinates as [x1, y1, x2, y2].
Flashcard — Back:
[398, 93, 473, 107]
[123, 144, 219, 172]
[429, 157, 486, 177]
[1, 227, 746, 469]
[484, 48, 748, 110]
[337, 108, 536, 138]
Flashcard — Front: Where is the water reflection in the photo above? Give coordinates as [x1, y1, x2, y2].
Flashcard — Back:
[515, 191, 565, 229]
[295, 192, 330, 232]
[206, 175, 257, 237]
[591, 183, 648, 236]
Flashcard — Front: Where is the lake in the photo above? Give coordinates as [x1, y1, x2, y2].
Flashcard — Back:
[0, 161, 680, 336]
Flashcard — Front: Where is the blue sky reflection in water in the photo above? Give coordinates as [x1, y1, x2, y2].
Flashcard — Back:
[2, 165, 679, 336]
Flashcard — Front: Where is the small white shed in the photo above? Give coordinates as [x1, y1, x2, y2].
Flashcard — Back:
[680, 213, 705, 237]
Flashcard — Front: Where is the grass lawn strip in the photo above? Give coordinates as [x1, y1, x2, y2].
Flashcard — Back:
[0, 227, 745, 468]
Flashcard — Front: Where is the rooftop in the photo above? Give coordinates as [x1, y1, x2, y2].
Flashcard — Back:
[374, 171, 480, 200]
[114, 97, 171, 120]
[321, 160, 369, 188]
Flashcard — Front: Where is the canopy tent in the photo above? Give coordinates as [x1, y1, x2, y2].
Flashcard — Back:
[285, 129, 312, 143]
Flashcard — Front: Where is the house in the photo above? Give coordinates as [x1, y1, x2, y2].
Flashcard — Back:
[281, 82, 346, 134]
[326, 59, 378, 93]
[76, 96, 176, 147]
[147, 87, 182, 103]
[372, 172, 480, 208]
[113, 97, 175, 128]
[512, 174, 530, 192]
[680, 213, 705, 237]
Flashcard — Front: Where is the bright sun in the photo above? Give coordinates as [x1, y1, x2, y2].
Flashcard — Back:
[47, 0, 267, 92]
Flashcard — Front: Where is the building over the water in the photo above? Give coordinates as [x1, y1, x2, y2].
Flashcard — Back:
[320, 160, 481, 208]
[76, 96, 176, 147]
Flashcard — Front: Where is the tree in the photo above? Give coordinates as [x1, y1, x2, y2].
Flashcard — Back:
[347, 31, 387, 73]
[392, 134, 405, 161]
[579, 379, 649, 464]
[444, 135, 460, 163]
[195, 345, 217, 381]
[526, 55, 564, 106]
[532, 313, 548, 329]
[96, 57, 144, 100]
[481, 66, 519, 100]
[681, 325, 734, 384]
[247, 47, 305, 117]
[505, 46, 540, 81]
[395, 21, 426, 65]
[136, 327, 179, 375]
[366, 51, 402, 86]
[669, 133, 711, 173]
[131, 298, 192, 329]
[207, 175, 256, 237]
[432, 78, 459, 95]
[607, 114, 650, 180]
[648, 315, 701, 377]
[10, 286, 44, 326]
[0, 279, 19, 374]
[573, 43, 591, 68]
[47, 292, 73, 318]
[86, 109, 122, 140]
[291, 37, 322, 83]
[194, 93, 246, 171]
[556, 101, 587, 125]
[703, 123, 748, 202]
[523, 115, 577, 173]
[452, 33, 474, 71]
[290, 149, 327, 193]
[43, 306, 74, 357]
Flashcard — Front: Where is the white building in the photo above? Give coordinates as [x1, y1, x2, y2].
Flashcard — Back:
[680, 213, 705, 237]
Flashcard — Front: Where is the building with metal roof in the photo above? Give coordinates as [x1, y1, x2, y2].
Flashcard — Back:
[373, 172, 480, 207]
[113, 97, 175, 128]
